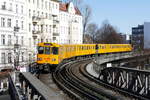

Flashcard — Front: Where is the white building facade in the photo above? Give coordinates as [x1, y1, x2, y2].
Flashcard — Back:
[144, 22, 150, 49]
[59, 2, 83, 44]
[0, 0, 83, 70]
[0, 0, 27, 70]
[26, 0, 59, 62]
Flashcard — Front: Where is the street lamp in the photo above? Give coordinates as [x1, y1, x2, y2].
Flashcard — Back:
[14, 26, 20, 70]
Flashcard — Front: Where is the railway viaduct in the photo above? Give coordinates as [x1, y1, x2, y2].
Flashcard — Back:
[8, 52, 150, 100]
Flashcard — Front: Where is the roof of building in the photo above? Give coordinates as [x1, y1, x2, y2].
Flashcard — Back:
[132, 25, 144, 29]
[59, 3, 81, 15]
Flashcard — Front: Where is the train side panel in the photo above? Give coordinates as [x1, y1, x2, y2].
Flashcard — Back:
[98, 44, 132, 54]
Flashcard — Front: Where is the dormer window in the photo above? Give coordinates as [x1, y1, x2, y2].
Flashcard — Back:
[2, 2, 6, 10]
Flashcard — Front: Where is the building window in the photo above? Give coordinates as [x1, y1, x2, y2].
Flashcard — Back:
[1, 18, 5, 27]
[33, 10, 35, 16]
[49, 14, 52, 20]
[53, 37, 56, 41]
[29, 38, 31, 47]
[46, 13, 48, 18]
[29, 23, 31, 32]
[8, 53, 12, 63]
[22, 52, 24, 62]
[16, 36, 18, 44]
[41, 12, 44, 17]
[21, 5, 23, 14]
[49, 2, 51, 10]
[41, 38, 43, 42]
[16, 20, 18, 27]
[29, 9, 31, 17]
[38, 39, 40, 43]
[37, 0, 39, 7]
[8, 35, 12, 45]
[21, 21, 24, 30]
[46, 25, 48, 32]
[29, 54, 31, 62]
[41, 0, 44, 9]
[34, 38, 36, 45]
[1, 35, 5, 45]
[49, 25, 51, 33]
[16, 4, 18, 13]
[2, 2, 6, 10]
[7, 19, 11, 27]
[41, 25, 43, 33]
[38, 25, 40, 31]
[37, 11, 40, 16]
[9, 3, 12, 11]
[56, 4, 58, 9]
[52, 3, 54, 9]
[45, 1, 47, 9]
[1, 53, 6, 64]
[21, 36, 24, 45]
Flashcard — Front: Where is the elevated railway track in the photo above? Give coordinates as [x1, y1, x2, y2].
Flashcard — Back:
[10, 52, 150, 100]
[52, 59, 135, 100]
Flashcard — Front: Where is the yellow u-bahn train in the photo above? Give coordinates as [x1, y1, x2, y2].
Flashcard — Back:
[37, 42, 132, 69]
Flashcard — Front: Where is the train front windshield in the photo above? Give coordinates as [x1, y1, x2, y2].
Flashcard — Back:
[52, 47, 58, 55]
[38, 46, 44, 54]
[38, 46, 51, 54]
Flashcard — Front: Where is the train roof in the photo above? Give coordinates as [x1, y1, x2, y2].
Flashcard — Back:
[38, 42, 60, 47]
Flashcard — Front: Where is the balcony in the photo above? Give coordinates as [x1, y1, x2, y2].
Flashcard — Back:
[32, 16, 41, 24]
[53, 20, 59, 28]
[40, 18, 53, 25]
[32, 30, 41, 34]
[52, 15, 57, 17]
[32, 30, 40, 39]
[14, 26, 20, 32]
[53, 20, 59, 23]
[53, 32, 59, 36]
[1, 5, 6, 10]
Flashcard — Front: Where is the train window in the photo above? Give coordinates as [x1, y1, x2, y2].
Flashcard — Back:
[38, 46, 44, 54]
[45, 47, 50, 54]
[52, 47, 58, 55]
[96, 45, 98, 50]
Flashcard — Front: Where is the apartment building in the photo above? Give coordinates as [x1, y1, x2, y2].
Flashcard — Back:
[0, 0, 83, 70]
[0, 0, 27, 70]
[132, 22, 150, 50]
[26, 0, 59, 61]
[59, 2, 83, 44]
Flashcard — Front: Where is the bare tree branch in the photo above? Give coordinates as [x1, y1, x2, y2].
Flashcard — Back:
[95, 20, 124, 44]
[82, 5, 92, 34]
[85, 23, 98, 43]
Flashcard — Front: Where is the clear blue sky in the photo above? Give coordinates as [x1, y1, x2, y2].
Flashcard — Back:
[84, 0, 150, 34]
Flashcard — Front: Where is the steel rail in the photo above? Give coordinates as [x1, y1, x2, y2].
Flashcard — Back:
[52, 59, 125, 100]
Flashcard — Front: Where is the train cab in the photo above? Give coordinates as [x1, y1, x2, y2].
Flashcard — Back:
[37, 43, 60, 65]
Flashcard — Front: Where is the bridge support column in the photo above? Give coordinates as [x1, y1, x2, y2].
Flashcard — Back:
[6, 81, 9, 89]
[145, 76, 148, 94]
[22, 81, 26, 94]
[126, 73, 129, 89]
[27, 86, 32, 100]
[1, 82, 3, 89]
[33, 94, 38, 100]
[38, 96, 41, 100]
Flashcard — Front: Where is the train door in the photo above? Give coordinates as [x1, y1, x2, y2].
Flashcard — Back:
[95, 44, 98, 54]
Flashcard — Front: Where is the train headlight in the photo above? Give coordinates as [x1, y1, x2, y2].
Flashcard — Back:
[52, 58, 56, 61]
[37, 58, 42, 61]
